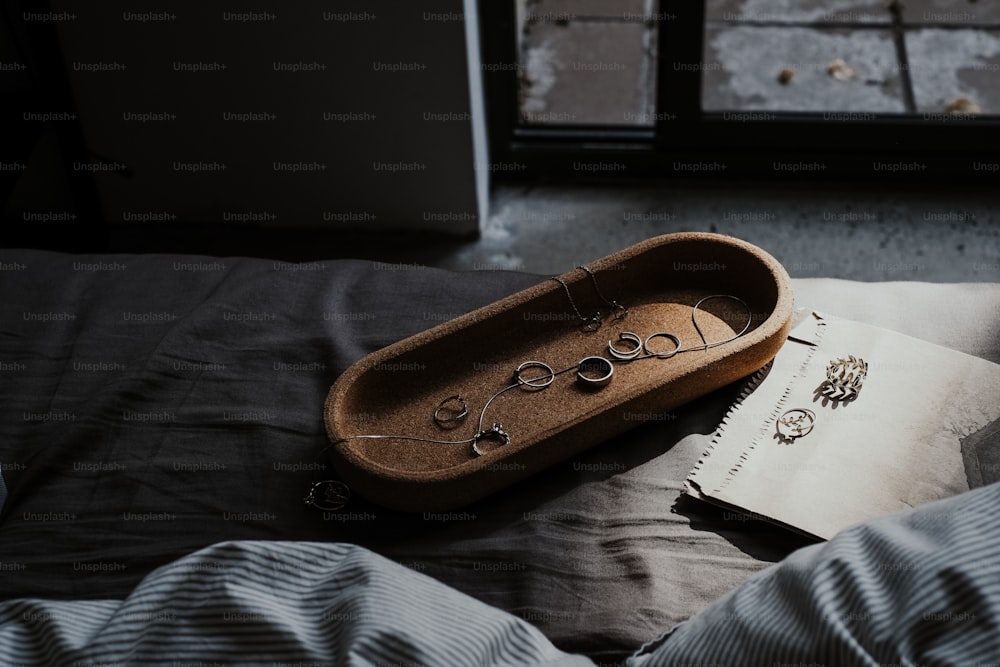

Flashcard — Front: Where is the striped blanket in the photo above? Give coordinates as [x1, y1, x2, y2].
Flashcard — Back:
[3, 482, 999, 666]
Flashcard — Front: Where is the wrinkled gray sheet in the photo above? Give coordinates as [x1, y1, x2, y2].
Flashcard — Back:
[1, 248, 998, 663]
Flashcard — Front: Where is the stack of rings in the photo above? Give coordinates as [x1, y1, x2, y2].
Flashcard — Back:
[512, 329, 687, 395]
[608, 332, 642, 360]
[608, 331, 681, 360]
[514, 357, 617, 391]
[332, 293, 754, 465]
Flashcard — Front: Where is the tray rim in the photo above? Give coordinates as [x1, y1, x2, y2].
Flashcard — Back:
[324, 232, 794, 486]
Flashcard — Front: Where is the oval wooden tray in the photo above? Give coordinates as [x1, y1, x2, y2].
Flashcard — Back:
[324, 233, 793, 511]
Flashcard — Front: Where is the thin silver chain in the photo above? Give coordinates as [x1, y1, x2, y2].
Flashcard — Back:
[551, 274, 602, 331]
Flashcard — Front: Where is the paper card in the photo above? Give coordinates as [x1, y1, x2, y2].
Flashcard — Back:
[686, 311, 1000, 540]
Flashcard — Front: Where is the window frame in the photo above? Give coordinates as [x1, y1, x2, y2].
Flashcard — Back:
[478, 0, 1000, 183]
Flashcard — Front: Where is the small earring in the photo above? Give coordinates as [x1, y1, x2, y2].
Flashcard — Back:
[433, 395, 468, 428]
[608, 332, 643, 360]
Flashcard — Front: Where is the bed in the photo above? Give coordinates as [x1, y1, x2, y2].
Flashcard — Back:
[1, 246, 999, 665]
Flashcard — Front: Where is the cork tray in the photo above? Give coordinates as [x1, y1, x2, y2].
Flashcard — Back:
[324, 233, 794, 511]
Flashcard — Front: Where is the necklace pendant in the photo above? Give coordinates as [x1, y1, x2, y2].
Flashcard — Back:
[304, 480, 351, 511]
[581, 314, 602, 333]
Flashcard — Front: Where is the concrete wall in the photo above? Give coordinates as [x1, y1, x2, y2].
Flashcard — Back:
[43, 0, 484, 235]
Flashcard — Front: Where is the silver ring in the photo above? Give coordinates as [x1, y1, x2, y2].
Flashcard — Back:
[514, 361, 555, 389]
[433, 395, 468, 427]
[576, 356, 613, 389]
[472, 423, 510, 456]
[644, 332, 681, 358]
[608, 332, 643, 360]
[776, 408, 816, 441]
[821, 356, 868, 401]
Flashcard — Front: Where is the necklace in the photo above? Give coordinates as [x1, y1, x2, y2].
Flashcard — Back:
[329, 294, 750, 455]
[550, 265, 629, 332]
[579, 265, 628, 322]
[308, 294, 752, 511]
[551, 275, 602, 332]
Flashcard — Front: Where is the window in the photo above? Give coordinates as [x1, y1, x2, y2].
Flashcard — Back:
[479, 0, 1000, 182]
